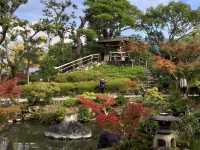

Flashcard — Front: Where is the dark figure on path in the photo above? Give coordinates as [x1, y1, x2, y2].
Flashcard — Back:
[99, 79, 106, 93]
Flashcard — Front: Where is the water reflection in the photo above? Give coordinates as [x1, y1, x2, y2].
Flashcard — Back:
[0, 122, 99, 150]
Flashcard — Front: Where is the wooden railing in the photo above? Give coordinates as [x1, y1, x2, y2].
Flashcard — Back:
[130, 57, 148, 68]
[108, 51, 149, 68]
[55, 54, 100, 73]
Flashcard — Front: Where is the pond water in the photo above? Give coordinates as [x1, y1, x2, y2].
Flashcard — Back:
[0, 122, 100, 150]
[0, 122, 199, 150]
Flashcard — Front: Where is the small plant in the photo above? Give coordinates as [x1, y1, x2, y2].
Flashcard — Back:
[116, 95, 127, 106]
[144, 87, 166, 109]
[79, 107, 93, 122]
[167, 91, 188, 116]
[63, 98, 80, 107]
[32, 107, 65, 125]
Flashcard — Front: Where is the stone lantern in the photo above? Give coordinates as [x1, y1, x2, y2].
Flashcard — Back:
[151, 113, 180, 150]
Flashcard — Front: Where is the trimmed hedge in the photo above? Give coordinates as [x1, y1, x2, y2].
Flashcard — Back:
[22, 78, 138, 100]
[55, 71, 102, 83]
[22, 82, 60, 104]
[54, 65, 145, 83]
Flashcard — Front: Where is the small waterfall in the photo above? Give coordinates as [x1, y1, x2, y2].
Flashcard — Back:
[0, 137, 9, 150]
[63, 114, 78, 122]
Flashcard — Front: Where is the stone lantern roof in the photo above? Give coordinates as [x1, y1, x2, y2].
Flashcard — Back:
[150, 113, 180, 122]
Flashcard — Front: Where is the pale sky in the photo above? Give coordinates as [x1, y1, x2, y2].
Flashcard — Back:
[14, 0, 200, 37]
[15, 0, 200, 21]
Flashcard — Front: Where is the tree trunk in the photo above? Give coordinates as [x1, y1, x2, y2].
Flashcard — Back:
[75, 33, 82, 58]
[26, 61, 30, 84]
[0, 26, 8, 45]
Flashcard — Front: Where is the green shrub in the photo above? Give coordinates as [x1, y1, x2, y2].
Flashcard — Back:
[57, 81, 98, 95]
[63, 98, 80, 107]
[22, 82, 60, 105]
[176, 112, 200, 147]
[106, 78, 134, 93]
[55, 71, 102, 82]
[57, 82, 76, 95]
[116, 95, 127, 106]
[117, 137, 152, 150]
[75, 81, 98, 93]
[79, 107, 93, 122]
[144, 87, 167, 109]
[138, 119, 159, 137]
[22, 78, 136, 101]
[81, 92, 97, 99]
[0, 113, 7, 124]
[95, 65, 145, 79]
[32, 108, 65, 125]
[54, 65, 145, 83]
[167, 91, 188, 115]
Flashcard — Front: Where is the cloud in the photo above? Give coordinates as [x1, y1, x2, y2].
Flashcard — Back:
[130, 0, 179, 11]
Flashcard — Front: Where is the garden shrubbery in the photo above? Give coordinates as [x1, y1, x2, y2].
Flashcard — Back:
[55, 71, 102, 82]
[63, 98, 80, 107]
[22, 82, 60, 105]
[22, 78, 137, 101]
[31, 106, 66, 125]
[54, 65, 145, 83]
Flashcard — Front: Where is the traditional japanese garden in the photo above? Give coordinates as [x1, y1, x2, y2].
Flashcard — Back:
[0, 0, 200, 150]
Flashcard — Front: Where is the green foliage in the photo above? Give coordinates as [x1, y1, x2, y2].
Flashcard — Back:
[81, 92, 97, 100]
[176, 112, 200, 147]
[55, 65, 145, 83]
[55, 71, 102, 82]
[42, 0, 76, 40]
[22, 82, 60, 105]
[23, 76, 135, 100]
[167, 91, 188, 115]
[39, 55, 58, 81]
[116, 95, 127, 106]
[57, 82, 76, 95]
[0, 0, 28, 44]
[0, 113, 7, 124]
[106, 78, 132, 93]
[144, 87, 166, 109]
[96, 65, 145, 79]
[158, 75, 172, 89]
[47, 42, 74, 66]
[85, 0, 140, 38]
[138, 119, 159, 137]
[78, 107, 93, 122]
[63, 98, 80, 107]
[139, 1, 198, 44]
[116, 137, 152, 150]
[32, 108, 65, 125]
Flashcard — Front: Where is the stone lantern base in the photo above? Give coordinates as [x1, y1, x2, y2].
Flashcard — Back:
[153, 132, 176, 150]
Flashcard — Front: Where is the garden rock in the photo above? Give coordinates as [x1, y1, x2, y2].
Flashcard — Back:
[45, 114, 92, 140]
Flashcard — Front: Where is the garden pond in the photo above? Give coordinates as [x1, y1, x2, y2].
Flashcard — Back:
[0, 121, 199, 150]
[0, 121, 100, 150]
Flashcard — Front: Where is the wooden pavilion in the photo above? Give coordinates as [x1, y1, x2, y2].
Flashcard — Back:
[98, 38, 131, 64]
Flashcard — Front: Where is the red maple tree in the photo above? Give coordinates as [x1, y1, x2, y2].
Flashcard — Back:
[79, 95, 150, 137]
[154, 56, 177, 74]
[0, 79, 22, 101]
